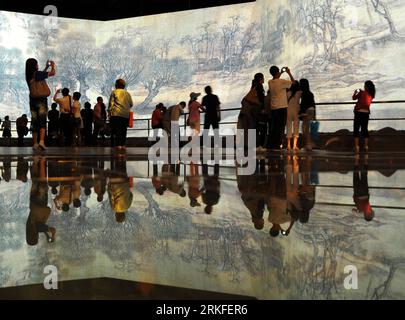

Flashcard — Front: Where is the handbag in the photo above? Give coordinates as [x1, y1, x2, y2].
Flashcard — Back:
[128, 111, 134, 128]
[29, 74, 51, 98]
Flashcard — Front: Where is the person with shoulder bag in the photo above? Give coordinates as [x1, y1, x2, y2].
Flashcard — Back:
[25, 58, 56, 151]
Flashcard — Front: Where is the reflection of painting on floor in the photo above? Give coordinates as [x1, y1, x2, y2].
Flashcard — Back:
[1, 0, 405, 132]
[0, 155, 405, 299]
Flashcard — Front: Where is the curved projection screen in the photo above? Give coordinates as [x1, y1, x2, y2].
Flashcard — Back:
[0, 0, 404, 132]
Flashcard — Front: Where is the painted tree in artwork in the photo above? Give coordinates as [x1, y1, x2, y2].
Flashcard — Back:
[293, 0, 345, 67]
[56, 32, 97, 101]
[369, 0, 405, 40]
[95, 36, 144, 98]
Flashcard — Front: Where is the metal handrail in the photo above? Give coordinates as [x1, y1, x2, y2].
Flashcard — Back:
[4, 100, 404, 136]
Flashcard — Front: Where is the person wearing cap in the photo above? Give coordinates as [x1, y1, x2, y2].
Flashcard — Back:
[187, 92, 204, 136]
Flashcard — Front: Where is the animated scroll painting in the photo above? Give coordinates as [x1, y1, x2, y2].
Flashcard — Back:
[0, 0, 404, 133]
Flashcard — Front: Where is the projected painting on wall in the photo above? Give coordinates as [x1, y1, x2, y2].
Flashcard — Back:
[0, 0, 405, 132]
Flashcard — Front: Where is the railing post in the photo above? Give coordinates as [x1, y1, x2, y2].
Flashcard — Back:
[147, 119, 150, 138]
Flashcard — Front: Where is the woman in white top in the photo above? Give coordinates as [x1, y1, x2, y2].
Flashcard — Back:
[286, 81, 302, 152]
[72, 92, 82, 146]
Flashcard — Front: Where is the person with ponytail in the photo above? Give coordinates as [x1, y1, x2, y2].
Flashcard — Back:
[352, 80, 376, 153]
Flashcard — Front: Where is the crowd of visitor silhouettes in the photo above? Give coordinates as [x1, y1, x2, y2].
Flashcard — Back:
[0, 58, 376, 154]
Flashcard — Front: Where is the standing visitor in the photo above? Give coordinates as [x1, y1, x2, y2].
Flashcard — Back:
[81, 102, 94, 146]
[353, 80, 376, 153]
[72, 92, 82, 146]
[93, 96, 105, 146]
[151, 103, 164, 137]
[201, 86, 221, 132]
[162, 102, 186, 137]
[299, 79, 316, 151]
[25, 58, 56, 151]
[286, 81, 302, 152]
[108, 79, 133, 150]
[48, 103, 60, 143]
[1, 116, 12, 146]
[237, 73, 265, 150]
[187, 92, 204, 136]
[53, 88, 73, 146]
[16, 114, 29, 147]
[267, 66, 294, 150]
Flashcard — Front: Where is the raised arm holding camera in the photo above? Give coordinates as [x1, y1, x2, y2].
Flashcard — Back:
[267, 65, 294, 150]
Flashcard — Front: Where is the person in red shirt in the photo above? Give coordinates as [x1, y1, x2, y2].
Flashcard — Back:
[352, 80, 376, 153]
[353, 154, 374, 221]
[151, 103, 164, 137]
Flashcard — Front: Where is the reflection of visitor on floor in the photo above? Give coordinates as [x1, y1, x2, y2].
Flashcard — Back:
[201, 164, 220, 215]
[268, 159, 293, 237]
[237, 162, 268, 230]
[94, 161, 107, 202]
[47, 159, 60, 195]
[1, 157, 12, 182]
[107, 157, 134, 223]
[299, 156, 316, 224]
[159, 164, 186, 198]
[81, 160, 96, 197]
[26, 157, 55, 245]
[72, 177, 82, 209]
[53, 161, 77, 212]
[16, 157, 29, 183]
[187, 162, 201, 207]
[152, 164, 167, 195]
[353, 154, 374, 221]
[285, 156, 300, 234]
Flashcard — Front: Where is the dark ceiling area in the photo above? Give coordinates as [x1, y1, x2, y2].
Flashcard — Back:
[0, 0, 255, 21]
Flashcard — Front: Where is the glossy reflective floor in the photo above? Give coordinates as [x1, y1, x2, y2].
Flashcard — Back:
[0, 151, 405, 299]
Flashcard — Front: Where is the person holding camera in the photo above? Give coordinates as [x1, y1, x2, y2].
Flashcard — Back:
[25, 58, 56, 151]
[353, 81, 376, 153]
[267, 66, 294, 150]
